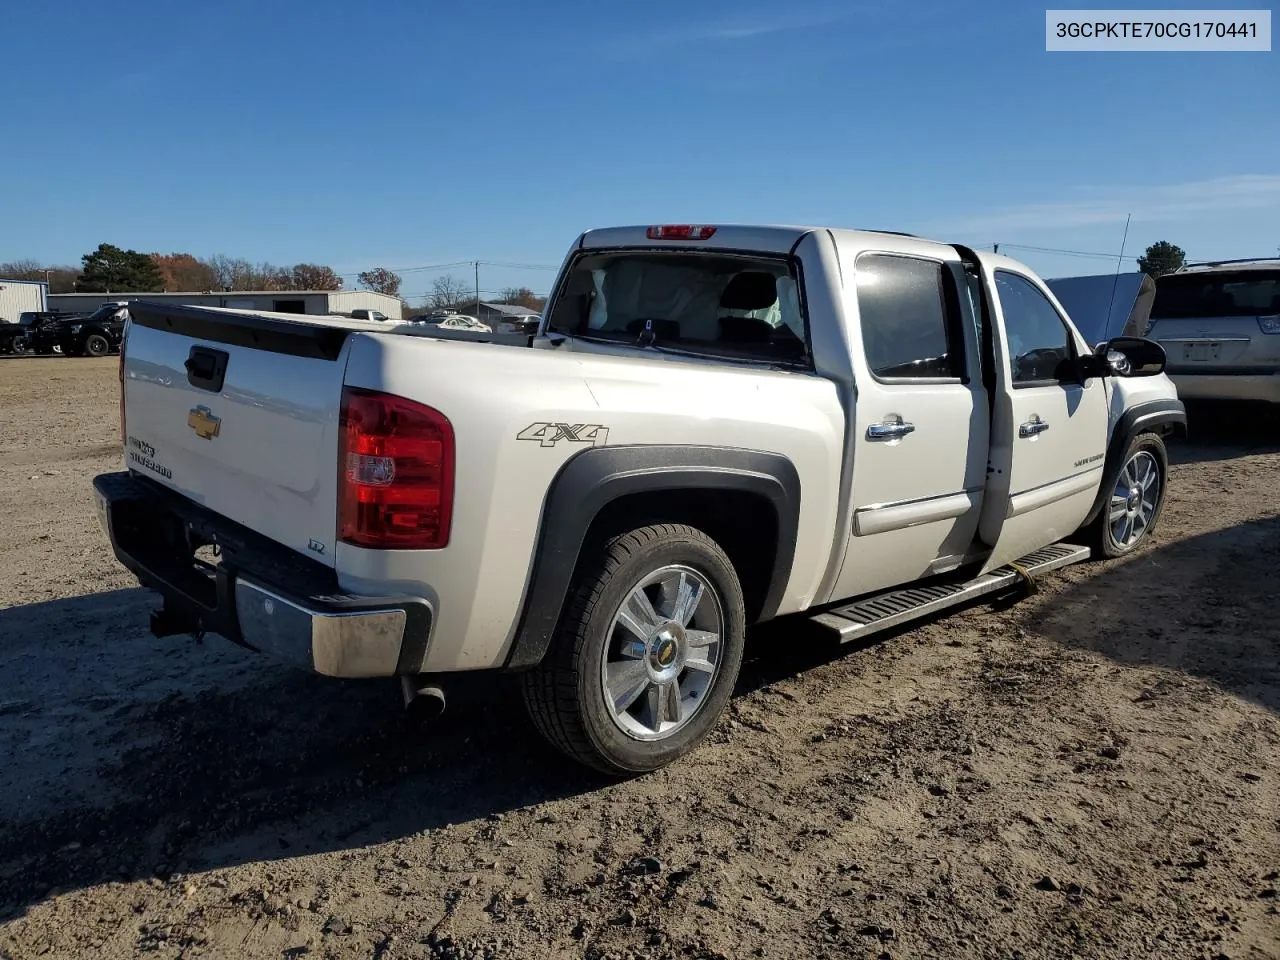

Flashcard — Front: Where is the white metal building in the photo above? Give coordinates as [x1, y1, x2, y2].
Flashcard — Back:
[48, 289, 402, 318]
[0, 278, 49, 324]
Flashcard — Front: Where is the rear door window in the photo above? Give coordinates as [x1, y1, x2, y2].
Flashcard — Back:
[855, 253, 964, 379]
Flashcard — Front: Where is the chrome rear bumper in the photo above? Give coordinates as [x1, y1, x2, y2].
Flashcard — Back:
[234, 580, 410, 678]
[92, 470, 433, 679]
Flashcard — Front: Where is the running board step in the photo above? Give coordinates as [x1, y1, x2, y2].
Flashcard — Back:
[810, 542, 1091, 642]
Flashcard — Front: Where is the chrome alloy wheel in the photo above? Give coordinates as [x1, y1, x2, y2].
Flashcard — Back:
[600, 564, 724, 741]
[1109, 450, 1160, 548]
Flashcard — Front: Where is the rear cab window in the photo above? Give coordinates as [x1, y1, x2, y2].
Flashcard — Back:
[545, 250, 810, 366]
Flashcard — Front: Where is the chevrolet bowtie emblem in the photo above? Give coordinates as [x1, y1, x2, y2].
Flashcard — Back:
[188, 405, 221, 440]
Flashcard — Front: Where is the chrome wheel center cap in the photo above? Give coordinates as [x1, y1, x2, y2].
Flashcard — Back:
[648, 624, 684, 678]
[1127, 487, 1141, 512]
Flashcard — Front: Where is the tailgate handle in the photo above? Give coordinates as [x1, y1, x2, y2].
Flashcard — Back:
[185, 346, 229, 392]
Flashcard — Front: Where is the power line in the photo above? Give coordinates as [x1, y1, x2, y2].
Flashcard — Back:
[995, 241, 1204, 264]
[478, 260, 561, 271]
[399, 288, 549, 302]
[339, 258, 560, 280]
[995, 243, 1136, 260]
[336, 260, 475, 279]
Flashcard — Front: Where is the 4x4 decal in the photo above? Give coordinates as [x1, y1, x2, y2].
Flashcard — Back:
[517, 422, 609, 448]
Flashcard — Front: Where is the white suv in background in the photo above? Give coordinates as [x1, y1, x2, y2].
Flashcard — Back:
[1146, 258, 1280, 404]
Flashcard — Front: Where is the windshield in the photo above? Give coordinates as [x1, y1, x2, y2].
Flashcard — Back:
[1151, 269, 1280, 319]
[546, 250, 808, 364]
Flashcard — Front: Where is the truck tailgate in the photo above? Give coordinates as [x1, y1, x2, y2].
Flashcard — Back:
[120, 302, 360, 566]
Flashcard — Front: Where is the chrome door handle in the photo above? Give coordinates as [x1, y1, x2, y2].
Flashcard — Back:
[1019, 417, 1049, 438]
[867, 421, 916, 441]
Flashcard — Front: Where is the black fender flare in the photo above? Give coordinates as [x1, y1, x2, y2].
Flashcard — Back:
[1081, 397, 1187, 528]
[503, 444, 801, 670]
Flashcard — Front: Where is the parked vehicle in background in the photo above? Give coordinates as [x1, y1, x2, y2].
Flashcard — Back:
[58, 302, 129, 356]
[11, 311, 84, 355]
[0, 318, 27, 354]
[503, 315, 542, 336]
[22, 303, 128, 357]
[409, 312, 493, 332]
[347, 308, 392, 322]
[1146, 258, 1280, 404]
[1045, 272, 1156, 348]
[92, 222, 1185, 776]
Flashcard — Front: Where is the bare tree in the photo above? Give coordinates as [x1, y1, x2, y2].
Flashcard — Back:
[290, 263, 343, 291]
[498, 286, 544, 310]
[0, 259, 43, 280]
[358, 267, 403, 297]
[205, 254, 253, 291]
[0, 260, 80, 293]
[45, 267, 79, 293]
[200, 255, 328, 291]
[257, 263, 292, 290]
[429, 274, 471, 310]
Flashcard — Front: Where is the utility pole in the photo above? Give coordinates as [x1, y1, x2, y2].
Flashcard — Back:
[474, 261, 480, 315]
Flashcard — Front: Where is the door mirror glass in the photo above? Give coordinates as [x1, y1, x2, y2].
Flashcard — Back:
[1098, 336, 1166, 376]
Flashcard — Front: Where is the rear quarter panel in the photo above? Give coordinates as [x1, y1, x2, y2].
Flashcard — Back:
[338, 332, 846, 672]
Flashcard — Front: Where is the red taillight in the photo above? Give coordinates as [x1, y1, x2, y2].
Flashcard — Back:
[338, 387, 455, 550]
[646, 224, 717, 240]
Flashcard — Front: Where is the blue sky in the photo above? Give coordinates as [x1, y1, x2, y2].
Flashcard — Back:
[3, 0, 1277, 303]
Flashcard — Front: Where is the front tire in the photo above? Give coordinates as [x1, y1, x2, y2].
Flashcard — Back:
[83, 334, 110, 357]
[1086, 432, 1169, 558]
[521, 523, 746, 776]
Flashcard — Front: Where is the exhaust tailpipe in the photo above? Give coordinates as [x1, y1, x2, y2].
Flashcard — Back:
[401, 676, 446, 720]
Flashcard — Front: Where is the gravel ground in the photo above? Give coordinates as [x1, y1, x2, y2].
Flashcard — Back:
[1, 356, 1277, 960]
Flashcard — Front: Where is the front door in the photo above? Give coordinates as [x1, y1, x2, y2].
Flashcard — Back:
[827, 249, 989, 602]
[973, 259, 1109, 571]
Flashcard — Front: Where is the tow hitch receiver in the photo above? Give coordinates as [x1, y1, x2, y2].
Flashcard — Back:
[150, 602, 205, 642]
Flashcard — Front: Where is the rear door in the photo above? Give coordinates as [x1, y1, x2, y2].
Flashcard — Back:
[971, 257, 1109, 571]
[827, 247, 989, 601]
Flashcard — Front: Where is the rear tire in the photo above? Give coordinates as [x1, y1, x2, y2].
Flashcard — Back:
[521, 523, 746, 776]
[1086, 432, 1169, 558]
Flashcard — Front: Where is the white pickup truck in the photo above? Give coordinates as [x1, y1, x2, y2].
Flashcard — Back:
[93, 223, 1186, 775]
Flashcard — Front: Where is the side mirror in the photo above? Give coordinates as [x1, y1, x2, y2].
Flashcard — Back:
[1098, 335, 1167, 377]
[1076, 352, 1112, 379]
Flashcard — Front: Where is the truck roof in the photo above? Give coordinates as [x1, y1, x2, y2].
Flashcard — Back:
[577, 224, 958, 257]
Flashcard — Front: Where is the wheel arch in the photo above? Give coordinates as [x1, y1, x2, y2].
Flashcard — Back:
[503, 444, 801, 670]
[1080, 397, 1185, 529]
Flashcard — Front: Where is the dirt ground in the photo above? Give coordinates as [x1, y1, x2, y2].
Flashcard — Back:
[0, 356, 1277, 960]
